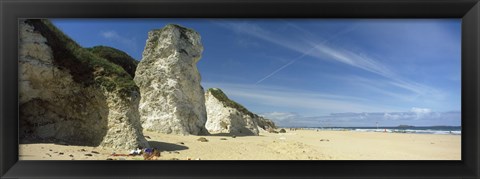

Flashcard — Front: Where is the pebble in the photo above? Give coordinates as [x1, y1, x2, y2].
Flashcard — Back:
[145, 136, 151, 139]
[91, 151, 99, 154]
[178, 142, 185, 145]
[80, 149, 86, 152]
[69, 155, 74, 157]
[220, 138, 227, 140]
[85, 154, 93, 157]
[59, 152, 64, 155]
[232, 135, 236, 138]
[197, 137, 208, 142]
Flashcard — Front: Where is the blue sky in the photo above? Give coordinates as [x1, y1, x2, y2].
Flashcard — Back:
[51, 19, 461, 127]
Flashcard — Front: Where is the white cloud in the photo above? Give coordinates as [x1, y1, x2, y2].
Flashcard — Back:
[216, 22, 445, 101]
[202, 82, 398, 114]
[410, 107, 432, 114]
[261, 112, 298, 121]
[101, 31, 118, 39]
[217, 22, 395, 81]
[100, 30, 137, 51]
[262, 110, 460, 127]
[331, 75, 446, 106]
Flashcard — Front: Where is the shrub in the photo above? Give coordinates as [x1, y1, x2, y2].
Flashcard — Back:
[87, 46, 139, 78]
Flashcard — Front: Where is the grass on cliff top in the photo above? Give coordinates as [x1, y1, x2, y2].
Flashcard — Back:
[87, 46, 139, 78]
[207, 88, 255, 118]
[25, 19, 138, 96]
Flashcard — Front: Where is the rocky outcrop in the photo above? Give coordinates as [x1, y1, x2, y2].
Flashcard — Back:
[19, 19, 149, 149]
[134, 24, 208, 135]
[254, 116, 277, 131]
[205, 88, 274, 136]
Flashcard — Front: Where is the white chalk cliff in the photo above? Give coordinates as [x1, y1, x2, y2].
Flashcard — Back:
[19, 20, 149, 149]
[134, 24, 208, 135]
[205, 88, 275, 136]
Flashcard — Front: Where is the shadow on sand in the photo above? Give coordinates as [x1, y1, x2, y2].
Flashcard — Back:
[205, 133, 257, 137]
[147, 141, 188, 151]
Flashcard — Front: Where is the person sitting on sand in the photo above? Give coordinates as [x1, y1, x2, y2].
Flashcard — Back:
[143, 148, 161, 160]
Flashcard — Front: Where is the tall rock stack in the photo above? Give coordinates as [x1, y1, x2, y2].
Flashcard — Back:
[134, 24, 208, 135]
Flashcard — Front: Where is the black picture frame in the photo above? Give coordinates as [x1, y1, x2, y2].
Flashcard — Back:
[1, 0, 479, 178]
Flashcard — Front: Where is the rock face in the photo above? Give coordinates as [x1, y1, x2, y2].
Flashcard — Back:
[19, 19, 149, 149]
[205, 88, 276, 136]
[254, 116, 277, 131]
[134, 24, 208, 135]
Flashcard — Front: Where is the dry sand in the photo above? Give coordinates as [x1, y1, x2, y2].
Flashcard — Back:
[19, 129, 461, 160]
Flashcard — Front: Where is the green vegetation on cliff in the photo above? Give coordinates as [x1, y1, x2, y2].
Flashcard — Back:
[25, 19, 138, 97]
[207, 88, 255, 118]
[87, 46, 139, 78]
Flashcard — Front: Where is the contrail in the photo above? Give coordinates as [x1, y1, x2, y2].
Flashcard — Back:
[255, 47, 316, 85]
[254, 24, 358, 85]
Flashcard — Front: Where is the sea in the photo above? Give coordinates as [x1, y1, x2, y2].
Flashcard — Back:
[301, 126, 461, 135]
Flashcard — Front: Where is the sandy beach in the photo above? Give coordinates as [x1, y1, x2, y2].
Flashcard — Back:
[19, 129, 461, 160]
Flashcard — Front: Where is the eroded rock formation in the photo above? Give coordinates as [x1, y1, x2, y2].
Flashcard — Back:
[19, 19, 149, 149]
[205, 88, 277, 136]
[134, 24, 208, 135]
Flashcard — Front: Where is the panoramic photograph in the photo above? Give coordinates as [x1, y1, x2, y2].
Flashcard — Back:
[19, 19, 461, 160]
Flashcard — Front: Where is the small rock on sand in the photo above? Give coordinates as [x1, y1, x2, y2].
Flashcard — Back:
[85, 154, 93, 157]
[91, 151, 99, 154]
[178, 142, 185, 145]
[145, 136, 151, 139]
[197, 137, 208, 142]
